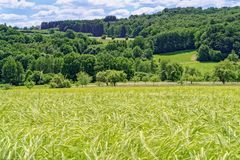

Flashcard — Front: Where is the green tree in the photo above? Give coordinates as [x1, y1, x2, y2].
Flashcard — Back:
[131, 76, 140, 85]
[65, 29, 75, 39]
[214, 60, 236, 84]
[132, 46, 143, 58]
[159, 61, 183, 82]
[96, 71, 109, 86]
[150, 75, 160, 86]
[60, 44, 73, 54]
[227, 50, 239, 62]
[49, 74, 71, 88]
[107, 70, 127, 86]
[96, 70, 127, 86]
[119, 25, 127, 38]
[197, 45, 210, 61]
[1, 57, 24, 85]
[24, 80, 35, 89]
[182, 67, 201, 84]
[132, 36, 145, 49]
[142, 75, 150, 84]
[77, 72, 92, 87]
[33, 34, 44, 42]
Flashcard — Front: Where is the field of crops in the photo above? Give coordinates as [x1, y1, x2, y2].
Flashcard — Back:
[1, 86, 240, 159]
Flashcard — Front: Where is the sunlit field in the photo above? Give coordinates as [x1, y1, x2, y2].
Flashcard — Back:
[1, 86, 240, 159]
[154, 50, 217, 74]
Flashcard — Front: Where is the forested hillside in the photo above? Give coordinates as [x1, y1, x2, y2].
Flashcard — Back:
[0, 25, 158, 86]
[41, 7, 240, 62]
[1, 7, 240, 87]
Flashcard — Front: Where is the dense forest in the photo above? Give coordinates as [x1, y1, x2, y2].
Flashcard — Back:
[41, 7, 240, 62]
[1, 7, 240, 87]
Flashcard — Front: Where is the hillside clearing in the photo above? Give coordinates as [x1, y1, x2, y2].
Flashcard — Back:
[154, 50, 218, 73]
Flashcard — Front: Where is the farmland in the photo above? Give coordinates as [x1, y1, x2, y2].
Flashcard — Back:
[1, 86, 240, 159]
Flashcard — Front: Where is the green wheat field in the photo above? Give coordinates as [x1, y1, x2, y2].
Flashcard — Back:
[1, 86, 240, 159]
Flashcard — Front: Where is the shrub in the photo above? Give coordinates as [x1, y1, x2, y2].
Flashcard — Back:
[24, 81, 35, 89]
[76, 72, 92, 87]
[101, 35, 107, 40]
[49, 74, 71, 88]
[0, 84, 12, 90]
[96, 70, 127, 86]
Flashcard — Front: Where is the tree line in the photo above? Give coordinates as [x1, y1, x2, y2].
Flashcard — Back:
[38, 7, 240, 62]
[1, 22, 240, 88]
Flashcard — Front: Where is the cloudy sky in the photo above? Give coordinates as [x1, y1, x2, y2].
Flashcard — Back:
[0, 0, 240, 27]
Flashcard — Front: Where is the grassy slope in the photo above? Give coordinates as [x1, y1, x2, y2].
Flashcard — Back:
[1, 86, 240, 159]
[154, 50, 217, 74]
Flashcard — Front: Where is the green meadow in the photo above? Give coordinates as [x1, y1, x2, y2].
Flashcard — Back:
[154, 50, 218, 74]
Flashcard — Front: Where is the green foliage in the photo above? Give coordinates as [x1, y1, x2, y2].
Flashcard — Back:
[96, 71, 109, 86]
[65, 29, 75, 39]
[1, 57, 24, 85]
[96, 70, 127, 86]
[2, 7, 240, 86]
[107, 70, 127, 86]
[182, 67, 202, 84]
[33, 34, 44, 43]
[77, 72, 92, 87]
[49, 74, 71, 88]
[159, 60, 183, 81]
[227, 51, 239, 62]
[131, 76, 140, 83]
[132, 36, 145, 49]
[150, 75, 160, 85]
[101, 35, 107, 40]
[132, 46, 143, 58]
[24, 80, 35, 89]
[142, 75, 150, 83]
[197, 45, 210, 61]
[153, 30, 195, 53]
[214, 60, 236, 84]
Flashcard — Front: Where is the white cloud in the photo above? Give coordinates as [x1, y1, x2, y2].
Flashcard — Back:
[177, 0, 226, 8]
[0, 13, 27, 21]
[32, 6, 105, 22]
[55, 0, 76, 5]
[0, 0, 35, 9]
[87, 0, 140, 8]
[109, 9, 130, 18]
[132, 6, 164, 15]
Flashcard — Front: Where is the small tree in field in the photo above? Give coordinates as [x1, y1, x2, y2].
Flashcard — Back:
[96, 71, 109, 86]
[24, 80, 35, 89]
[49, 74, 71, 88]
[142, 75, 150, 84]
[96, 70, 127, 86]
[77, 72, 92, 87]
[182, 67, 201, 84]
[214, 60, 236, 84]
[131, 76, 140, 85]
[107, 70, 127, 86]
[150, 75, 160, 86]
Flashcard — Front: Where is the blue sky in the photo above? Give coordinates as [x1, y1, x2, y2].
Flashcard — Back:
[0, 0, 239, 27]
